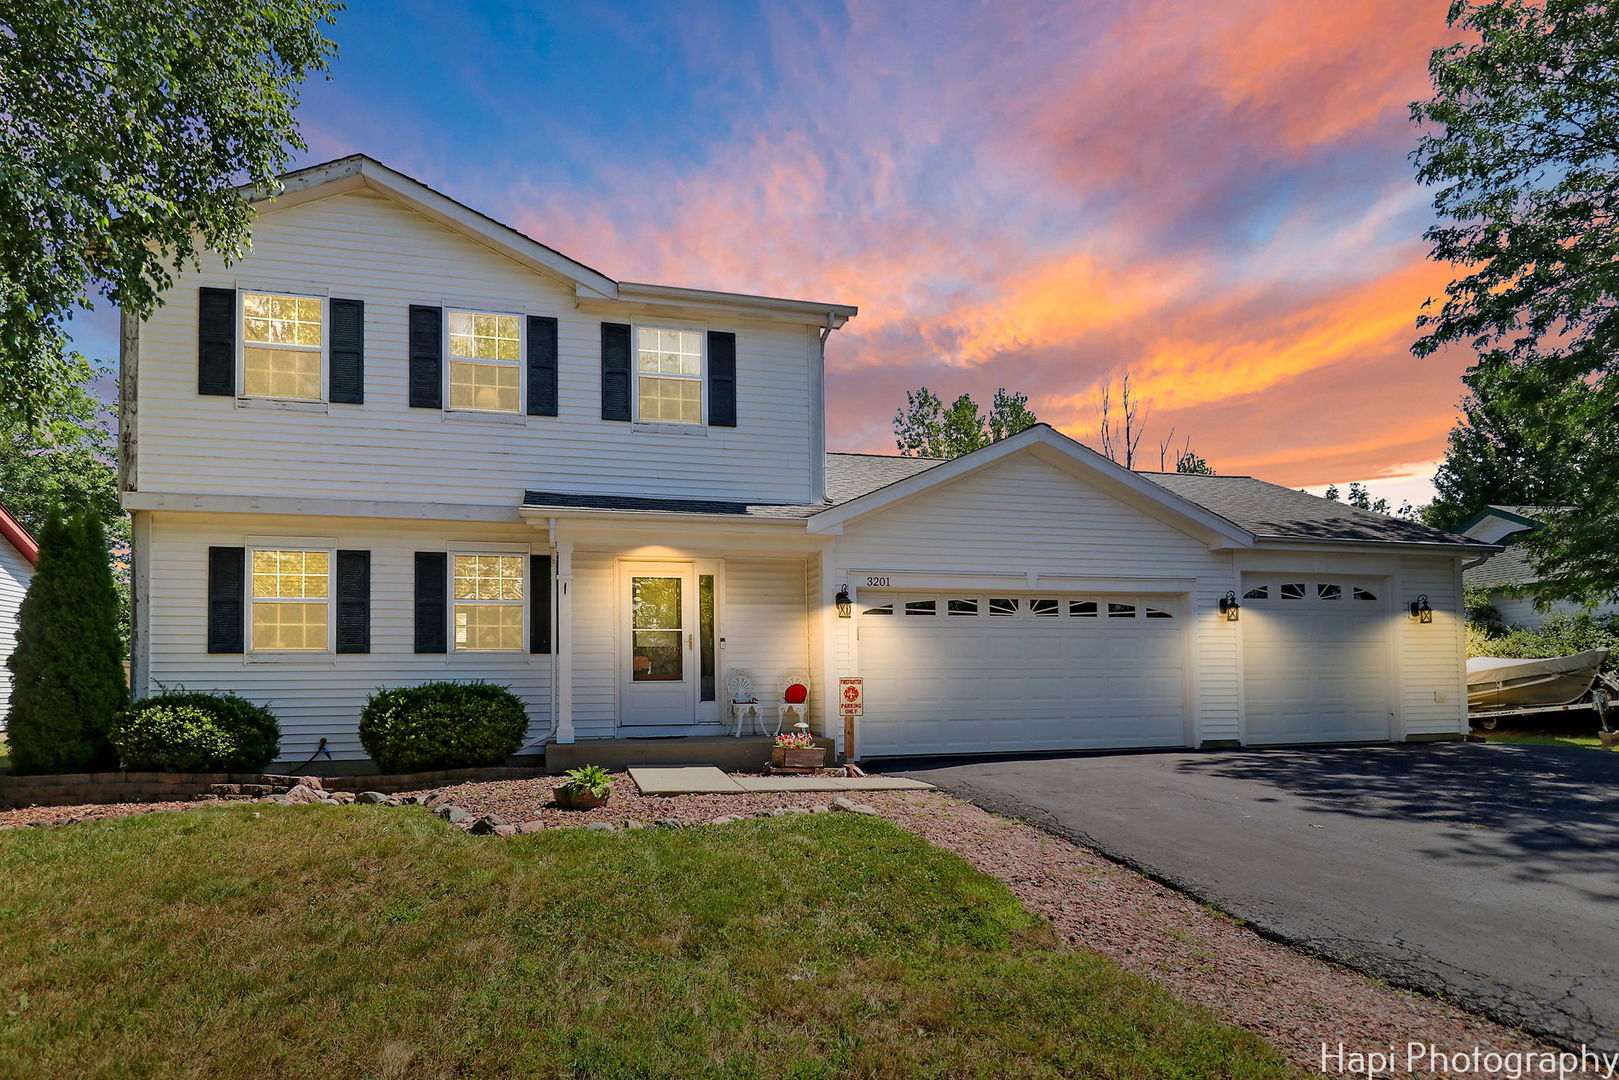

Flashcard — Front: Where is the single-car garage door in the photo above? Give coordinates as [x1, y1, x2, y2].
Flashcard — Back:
[856, 592, 1188, 757]
[1241, 574, 1393, 744]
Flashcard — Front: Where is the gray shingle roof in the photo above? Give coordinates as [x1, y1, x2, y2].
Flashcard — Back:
[524, 451, 1487, 548]
[1140, 472, 1488, 547]
[522, 453, 944, 519]
[1464, 544, 1538, 589]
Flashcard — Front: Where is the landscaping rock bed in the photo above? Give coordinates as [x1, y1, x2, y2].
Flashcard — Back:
[397, 772, 883, 831]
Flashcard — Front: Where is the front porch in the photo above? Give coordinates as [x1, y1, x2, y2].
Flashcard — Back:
[541, 514, 840, 750]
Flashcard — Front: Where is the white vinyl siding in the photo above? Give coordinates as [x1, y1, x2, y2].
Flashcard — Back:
[141, 512, 551, 762]
[1399, 556, 1469, 738]
[134, 191, 820, 506]
[0, 538, 33, 730]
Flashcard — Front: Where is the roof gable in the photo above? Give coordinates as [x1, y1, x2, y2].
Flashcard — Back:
[808, 426, 1256, 548]
[0, 502, 38, 566]
[249, 156, 856, 327]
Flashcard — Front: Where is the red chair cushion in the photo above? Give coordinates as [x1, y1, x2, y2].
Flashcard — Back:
[784, 683, 808, 704]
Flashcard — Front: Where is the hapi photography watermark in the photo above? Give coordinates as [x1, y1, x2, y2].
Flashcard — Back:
[1322, 1043, 1619, 1079]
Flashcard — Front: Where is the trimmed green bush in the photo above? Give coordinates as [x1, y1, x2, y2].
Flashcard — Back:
[5, 508, 128, 774]
[118, 692, 281, 772]
[109, 705, 239, 773]
[1467, 612, 1619, 659]
[358, 682, 528, 773]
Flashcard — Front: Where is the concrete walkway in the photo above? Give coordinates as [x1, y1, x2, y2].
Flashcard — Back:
[629, 766, 932, 796]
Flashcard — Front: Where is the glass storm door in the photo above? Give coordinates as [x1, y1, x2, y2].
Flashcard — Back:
[620, 563, 698, 727]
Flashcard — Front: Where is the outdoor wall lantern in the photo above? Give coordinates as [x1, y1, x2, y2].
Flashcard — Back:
[1410, 595, 1433, 623]
[836, 586, 853, 619]
[1218, 590, 1240, 621]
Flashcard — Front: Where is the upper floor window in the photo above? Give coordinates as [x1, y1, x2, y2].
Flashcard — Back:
[448, 311, 521, 413]
[637, 328, 702, 424]
[242, 293, 322, 400]
[250, 548, 329, 651]
[453, 554, 524, 650]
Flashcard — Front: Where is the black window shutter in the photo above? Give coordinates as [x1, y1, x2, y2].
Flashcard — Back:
[207, 546, 245, 653]
[526, 315, 558, 416]
[601, 322, 631, 421]
[409, 305, 443, 409]
[530, 554, 552, 654]
[335, 549, 371, 653]
[414, 551, 448, 653]
[198, 287, 236, 396]
[329, 298, 365, 404]
[708, 331, 737, 427]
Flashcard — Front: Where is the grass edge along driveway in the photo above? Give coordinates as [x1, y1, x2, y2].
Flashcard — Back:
[0, 805, 1293, 1080]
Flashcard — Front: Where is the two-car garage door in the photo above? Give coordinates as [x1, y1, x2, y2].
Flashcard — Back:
[855, 592, 1188, 757]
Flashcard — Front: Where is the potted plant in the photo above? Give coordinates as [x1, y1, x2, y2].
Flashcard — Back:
[554, 764, 614, 810]
[771, 731, 827, 770]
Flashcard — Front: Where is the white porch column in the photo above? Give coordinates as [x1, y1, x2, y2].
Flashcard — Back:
[554, 537, 575, 745]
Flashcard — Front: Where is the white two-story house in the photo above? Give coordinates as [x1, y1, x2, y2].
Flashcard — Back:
[120, 156, 1492, 770]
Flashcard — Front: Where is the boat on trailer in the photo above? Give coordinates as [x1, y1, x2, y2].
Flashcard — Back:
[1467, 648, 1618, 732]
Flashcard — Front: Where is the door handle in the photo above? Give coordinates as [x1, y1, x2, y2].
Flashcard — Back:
[687, 632, 693, 650]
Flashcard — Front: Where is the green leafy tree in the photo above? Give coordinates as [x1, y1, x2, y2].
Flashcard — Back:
[0, 370, 129, 642]
[6, 508, 129, 774]
[1174, 449, 1214, 475]
[894, 387, 1039, 458]
[0, 0, 341, 427]
[1412, 0, 1619, 600]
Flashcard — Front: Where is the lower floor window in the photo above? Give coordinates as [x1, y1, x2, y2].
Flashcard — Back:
[453, 554, 525, 650]
[251, 549, 329, 650]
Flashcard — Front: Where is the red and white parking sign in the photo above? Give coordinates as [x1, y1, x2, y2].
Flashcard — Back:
[839, 677, 864, 716]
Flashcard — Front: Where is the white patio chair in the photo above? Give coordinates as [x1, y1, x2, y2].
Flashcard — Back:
[777, 668, 812, 737]
[725, 669, 767, 737]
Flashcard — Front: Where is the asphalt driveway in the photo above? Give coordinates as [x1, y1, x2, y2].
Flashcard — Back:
[896, 743, 1619, 1050]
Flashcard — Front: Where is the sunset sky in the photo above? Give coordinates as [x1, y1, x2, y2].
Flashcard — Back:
[81, 0, 1473, 503]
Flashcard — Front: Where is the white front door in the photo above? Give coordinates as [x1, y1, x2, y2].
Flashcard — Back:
[620, 562, 697, 727]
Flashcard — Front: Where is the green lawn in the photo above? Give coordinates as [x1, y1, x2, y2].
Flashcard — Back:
[1479, 729, 1609, 750]
[0, 806, 1293, 1080]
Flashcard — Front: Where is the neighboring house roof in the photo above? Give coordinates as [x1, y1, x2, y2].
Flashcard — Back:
[1141, 472, 1489, 547]
[251, 156, 858, 328]
[0, 502, 39, 566]
[1464, 544, 1539, 590]
[524, 429, 1487, 552]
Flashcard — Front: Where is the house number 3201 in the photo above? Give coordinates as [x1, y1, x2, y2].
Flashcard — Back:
[864, 576, 891, 587]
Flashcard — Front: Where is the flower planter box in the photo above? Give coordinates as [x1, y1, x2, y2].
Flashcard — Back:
[554, 786, 611, 810]
[771, 746, 827, 770]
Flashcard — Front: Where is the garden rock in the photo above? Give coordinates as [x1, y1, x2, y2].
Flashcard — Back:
[831, 796, 858, 812]
[492, 824, 517, 837]
[850, 803, 880, 816]
[809, 805, 830, 814]
[709, 815, 736, 825]
[355, 791, 388, 804]
[784, 806, 812, 815]
[426, 792, 456, 808]
[469, 816, 503, 835]
[437, 806, 469, 824]
[327, 791, 356, 804]
[297, 776, 324, 791]
[282, 785, 325, 805]
[656, 818, 682, 828]
[517, 819, 548, 834]
[584, 821, 616, 832]
[623, 819, 647, 830]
